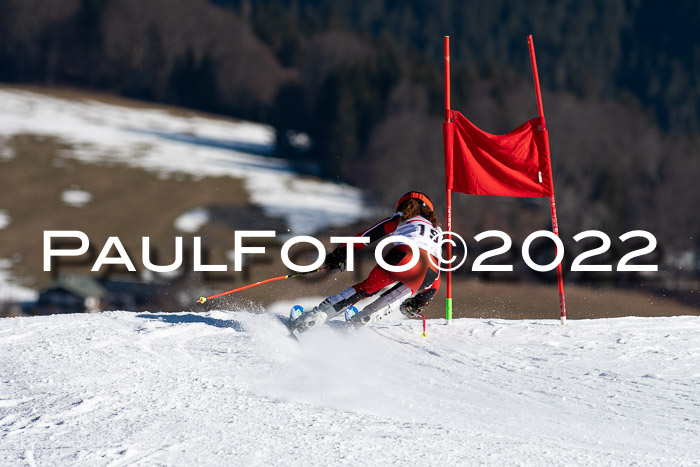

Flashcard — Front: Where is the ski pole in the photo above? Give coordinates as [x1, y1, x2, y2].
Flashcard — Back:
[197, 266, 329, 304]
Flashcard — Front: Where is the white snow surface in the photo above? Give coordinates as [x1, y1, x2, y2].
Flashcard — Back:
[0, 210, 10, 230]
[60, 187, 93, 208]
[0, 89, 367, 234]
[0, 146, 14, 161]
[174, 207, 211, 233]
[0, 259, 37, 302]
[1, 310, 699, 466]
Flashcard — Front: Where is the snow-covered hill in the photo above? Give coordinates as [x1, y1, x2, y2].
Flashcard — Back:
[0, 88, 367, 235]
[0, 87, 375, 304]
[1, 310, 699, 466]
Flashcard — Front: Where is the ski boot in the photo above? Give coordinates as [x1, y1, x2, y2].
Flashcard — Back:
[348, 284, 412, 327]
[290, 302, 332, 335]
[344, 306, 359, 322]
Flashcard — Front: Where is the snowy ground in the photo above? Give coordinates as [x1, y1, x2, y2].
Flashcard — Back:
[1, 309, 699, 466]
[0, 259, 36, 303]
[0, 88, 367, 235]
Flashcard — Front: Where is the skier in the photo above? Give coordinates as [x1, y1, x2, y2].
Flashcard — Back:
[291, 191, 442, 333]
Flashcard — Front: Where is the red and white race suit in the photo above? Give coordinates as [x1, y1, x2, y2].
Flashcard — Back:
[319, 213, 442, 318]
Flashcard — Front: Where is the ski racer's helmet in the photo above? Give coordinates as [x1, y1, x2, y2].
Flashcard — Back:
[395, 191, 434, 213]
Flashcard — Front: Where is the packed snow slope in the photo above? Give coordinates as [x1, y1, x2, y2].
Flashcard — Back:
[1, 310, 699, 466]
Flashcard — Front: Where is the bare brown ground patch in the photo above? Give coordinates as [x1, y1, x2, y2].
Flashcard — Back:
[0, 133, 249, 290]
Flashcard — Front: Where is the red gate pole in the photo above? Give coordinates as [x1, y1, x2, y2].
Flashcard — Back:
[527, 35, 567, 325]
[443, 36, 454, 323]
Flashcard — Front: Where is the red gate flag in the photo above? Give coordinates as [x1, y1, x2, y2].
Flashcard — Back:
[444, 109, 553, 197]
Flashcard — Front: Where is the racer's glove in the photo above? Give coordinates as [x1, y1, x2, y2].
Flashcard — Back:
[324, 247, 346, 273]
[400, 298, 422, 318]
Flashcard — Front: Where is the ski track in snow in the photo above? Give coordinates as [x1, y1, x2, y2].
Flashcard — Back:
[1, 311, 699, 466]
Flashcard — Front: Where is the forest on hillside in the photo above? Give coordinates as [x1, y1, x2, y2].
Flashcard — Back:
[1, 0, 699, 262]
